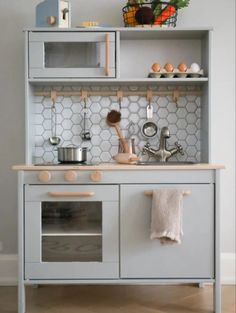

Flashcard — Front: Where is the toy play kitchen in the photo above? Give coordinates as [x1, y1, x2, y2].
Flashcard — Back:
[13, 1, 224, 312]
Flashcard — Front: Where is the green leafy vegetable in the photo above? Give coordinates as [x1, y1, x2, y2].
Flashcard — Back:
[169, 0, 190, 9]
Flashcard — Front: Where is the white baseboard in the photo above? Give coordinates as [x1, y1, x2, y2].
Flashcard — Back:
[221, 253, 236, 285]
[0, 253, 235, 286]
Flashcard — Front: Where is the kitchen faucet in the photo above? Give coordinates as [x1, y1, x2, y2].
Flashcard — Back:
[142, 127, 184, 162]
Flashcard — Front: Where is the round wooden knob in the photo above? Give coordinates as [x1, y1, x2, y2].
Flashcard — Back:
[38, 171, 51, 183]
[90, 171, 102, 182]
[64, 171, 78, 182]
[47, 16, 57, 25]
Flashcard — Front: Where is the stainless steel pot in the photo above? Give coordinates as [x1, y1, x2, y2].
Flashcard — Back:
[57, 146, 87, 163]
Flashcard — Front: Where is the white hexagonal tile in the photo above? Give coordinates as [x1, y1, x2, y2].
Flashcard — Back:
[176, 130, 187, 140]
[176, 119, 187, 129]
[91, 135, 102, 146]
[130, 102, 139, 113]
[177, 97, 187, 107]
[91, 103, 101, 113]
[186, 113, 197, 124]
[71, 136, 82, 146]
[167, 102, 177, 113]
[138, 97, 148, 107]
[34, 96, 44, 103]
[35, 114, 44, 125]
[90, 96, 101, 102]
[35, 103, 44, 114]
[71, 125, 82, 135]
[42, 119, 51, 130]
[100, 130, 111, 140]
[100, 108, 109, 118]
[121, 108, 130, 119]
[167, 113, 177, 124]
[62, 130, 73, 140]
[62, 108, 73, 119]
[55, 103, 63, 113]
[62, 119, 73, 130]
[196, 108, 201, 118]
[100, 97, 111, 107]
[186, 95, 196, 102]
[71, 103, 81, 114]
[186, 124, 197, 134]
[169, 124, 178, 135]
[90, 114, 101, 124]
[42, 108, 51, 119]
[128, 96, 139, 102]
[55, 125, 64, 136]
[129, 113, 139, 124]
[91, 125, 102, 135]
[35, 125, 44, 136]
[158, 108, 168, 118]
[186, 102, 197, 113]
[176, 108, 187, 118]
[158, 119, 168, 129]
[186, 135, 197, 145]
[42, 98, 52, 107]
[157, 97, 168, 107]
[186, 146, 197, 157]
[43, 151, 54, 162]
[196, 119, 201, 128]
[100, 141, 111, 152]
[35, 147, 44, 157]
[62, 97, 73, 108]
[138, 107, 146, 118]
[91, 146, 102, 157]
[100, 152, 111, 162]
[71, 96, 80, 103]
[71, 114, 81, 124]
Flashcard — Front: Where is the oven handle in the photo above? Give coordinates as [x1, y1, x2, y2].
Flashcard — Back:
[48, 191, 95, 197]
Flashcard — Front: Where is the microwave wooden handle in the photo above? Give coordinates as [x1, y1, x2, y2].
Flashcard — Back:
[48, 191, 95, 197]
[105, 33, 110, 76]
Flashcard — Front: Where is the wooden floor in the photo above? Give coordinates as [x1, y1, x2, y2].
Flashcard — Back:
[0, 285, 235, 313]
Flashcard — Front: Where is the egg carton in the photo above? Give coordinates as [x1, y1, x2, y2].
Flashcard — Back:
[148, 69, 204, 78]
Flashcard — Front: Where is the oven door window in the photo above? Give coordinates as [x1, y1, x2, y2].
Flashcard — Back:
[41, 202, 102, 262]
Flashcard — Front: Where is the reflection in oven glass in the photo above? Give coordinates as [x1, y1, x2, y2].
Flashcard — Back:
[42, 236, 102, 262]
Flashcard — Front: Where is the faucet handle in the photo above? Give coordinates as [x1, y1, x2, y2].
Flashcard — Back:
[175, 142, 184, 155]
[142, 142, 151, 155]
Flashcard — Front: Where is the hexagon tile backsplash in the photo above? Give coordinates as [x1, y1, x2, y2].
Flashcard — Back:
[33, 86, 201, 164]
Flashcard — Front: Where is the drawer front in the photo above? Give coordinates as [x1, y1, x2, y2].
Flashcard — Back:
[25, 185, 119, 202]
[120, 184, 214, 279]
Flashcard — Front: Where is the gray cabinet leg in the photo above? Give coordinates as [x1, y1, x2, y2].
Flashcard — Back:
[18, 282, 25, 313]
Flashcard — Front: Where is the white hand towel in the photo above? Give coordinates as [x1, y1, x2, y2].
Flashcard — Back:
[150, 189, 188, 245]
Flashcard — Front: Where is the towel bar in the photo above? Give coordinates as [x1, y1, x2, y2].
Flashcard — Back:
[144, 190, 191, 196]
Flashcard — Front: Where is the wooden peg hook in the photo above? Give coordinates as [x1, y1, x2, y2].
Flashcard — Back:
[50, 91, 57, 107]
[81, 90, 88, 101]
[146, 90, 153, 102]
[173, 90, 180, 103]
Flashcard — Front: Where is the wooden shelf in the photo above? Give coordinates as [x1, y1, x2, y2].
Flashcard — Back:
[29, 77, 208, 85]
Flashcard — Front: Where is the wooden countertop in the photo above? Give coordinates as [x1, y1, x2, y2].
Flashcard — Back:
[12, 163, 225, 171]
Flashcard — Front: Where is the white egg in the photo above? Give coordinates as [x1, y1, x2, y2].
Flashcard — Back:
[190, 63, 201, 73]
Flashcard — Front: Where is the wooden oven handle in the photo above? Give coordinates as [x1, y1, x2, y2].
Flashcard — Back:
[105, 33, 110, 76]
[48, 191, 95, 197]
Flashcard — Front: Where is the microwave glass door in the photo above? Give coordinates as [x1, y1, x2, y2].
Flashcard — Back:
[41, 201, 102, 262]
[44, 42, 101, 69]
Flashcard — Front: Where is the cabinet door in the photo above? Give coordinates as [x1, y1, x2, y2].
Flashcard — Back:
[24, 185, 119, 280]
[29, 32, 116, 78]
[120, 184, 214, 279]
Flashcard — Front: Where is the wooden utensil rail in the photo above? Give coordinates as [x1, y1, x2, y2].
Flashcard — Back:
[34, 89, 201, 103]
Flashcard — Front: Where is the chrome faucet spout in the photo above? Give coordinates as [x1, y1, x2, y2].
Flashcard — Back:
[142, 127, 184, 162]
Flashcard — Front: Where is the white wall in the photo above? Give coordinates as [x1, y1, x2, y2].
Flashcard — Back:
[0, 0, 235, 255]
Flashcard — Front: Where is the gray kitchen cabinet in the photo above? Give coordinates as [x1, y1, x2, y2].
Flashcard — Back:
[28, 31, 116, 78]
[120, 184, 214, 279]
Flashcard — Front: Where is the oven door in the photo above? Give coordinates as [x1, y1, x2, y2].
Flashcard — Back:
[28, 32, 116, 78]
[24, 185, 119, 280]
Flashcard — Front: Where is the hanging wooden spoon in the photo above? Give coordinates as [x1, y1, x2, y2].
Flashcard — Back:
[106, 110, 129, 153]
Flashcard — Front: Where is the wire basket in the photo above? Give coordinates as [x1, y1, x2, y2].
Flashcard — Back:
[122, 1, 178, 27]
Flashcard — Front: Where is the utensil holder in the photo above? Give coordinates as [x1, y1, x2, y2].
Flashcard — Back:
[118, 138, 136, 154]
